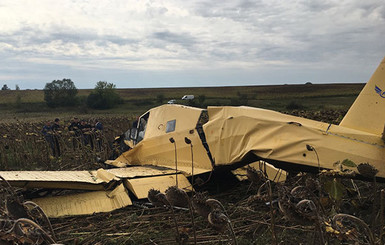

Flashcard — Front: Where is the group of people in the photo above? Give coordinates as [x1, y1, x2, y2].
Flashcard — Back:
[42, 117, 104, 157]
[68, 117, 104, 150]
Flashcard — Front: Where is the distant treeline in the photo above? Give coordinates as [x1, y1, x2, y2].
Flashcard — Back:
[0, 82, 365, 114]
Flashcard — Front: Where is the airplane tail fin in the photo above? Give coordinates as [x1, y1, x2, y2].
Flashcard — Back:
[340, 56, 385, 135]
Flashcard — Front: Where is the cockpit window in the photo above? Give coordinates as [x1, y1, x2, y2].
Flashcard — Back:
[166, 119, 176, 133]
[136, 112, 149, 143]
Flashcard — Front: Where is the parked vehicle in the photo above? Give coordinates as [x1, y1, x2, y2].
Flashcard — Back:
[182, 95, 194, 100]
[167, 99, 176, 104]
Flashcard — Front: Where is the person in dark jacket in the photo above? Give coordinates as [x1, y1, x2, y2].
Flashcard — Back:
[42, 120, 60, 157]
[94, 119, 103, 131]
[51, 118, 61, 157]
[93, 119, 103, 151]
[79, 119, 92, 146]
[68, 117, 81, 149]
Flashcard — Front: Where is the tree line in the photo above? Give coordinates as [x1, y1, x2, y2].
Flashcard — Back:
[1, 84, 20, 90]
[43, 79, 122, 109]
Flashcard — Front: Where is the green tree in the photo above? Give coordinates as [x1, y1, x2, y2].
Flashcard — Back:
[15, 84, 20, 90]
[43, 79, 78, 107]
[87, 81, 122, 109]
[1, 84, 10, 90]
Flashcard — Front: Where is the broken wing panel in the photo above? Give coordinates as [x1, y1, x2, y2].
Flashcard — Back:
[124, 174, 192, 199]
[32, 184, 132, 218]
[0, 170, 116, 190]
[106, 166, 177, 178]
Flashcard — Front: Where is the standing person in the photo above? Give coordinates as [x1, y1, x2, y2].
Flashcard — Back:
[94, 119, 103, 131]
[93, 119, 103, 151]
[79, 119, 92, 146]
[42, 121, 55, 157]
[68, 117, 80, 132]
[68, 117, 81, 149]
[50, 118, 61, 157]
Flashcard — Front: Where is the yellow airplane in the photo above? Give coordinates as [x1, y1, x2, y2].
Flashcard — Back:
[111, 56, 385, 179]
[1, 56, 384, 217]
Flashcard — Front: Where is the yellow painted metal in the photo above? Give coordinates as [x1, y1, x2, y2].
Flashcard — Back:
[143, 104, 203, 139]
[95, 168, 117, 182]
[0, 166, 186, 190]
[340, 56, 385, 135]
[0, 170, 113, 190]
[112, 105, 213, 172]
[232, 161, 287, 182]
[32, 184, 132, 218]
[175, 166, 211, 176]
[204, 105, 385, 177]
[106, 166, 178, 178]
[124, 174, 192, 199]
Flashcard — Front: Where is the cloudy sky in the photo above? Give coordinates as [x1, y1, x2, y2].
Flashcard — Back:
[0, 0, 384, 89]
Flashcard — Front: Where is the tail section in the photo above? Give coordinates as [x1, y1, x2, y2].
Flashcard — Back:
[340, 56, 385, 135]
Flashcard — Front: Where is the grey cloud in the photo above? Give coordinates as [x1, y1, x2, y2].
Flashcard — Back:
[151, 30, 197, 48]
[0, 0, 384, 89]
[302, 1, 333, 12]
[145, 3, 168, 17]
[192, 0, 266, 22]
[0, 25, 139, 51]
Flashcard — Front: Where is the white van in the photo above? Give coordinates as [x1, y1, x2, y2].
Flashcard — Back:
[181, 95, 194, 100]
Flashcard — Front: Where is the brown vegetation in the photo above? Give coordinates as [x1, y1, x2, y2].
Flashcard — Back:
[0, 117, 131, 171]
[1, 83, 380, 244]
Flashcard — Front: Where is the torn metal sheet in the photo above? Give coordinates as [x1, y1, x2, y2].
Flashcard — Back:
[0, 169, 118, 190]
[0, 166, 187, 191]
[32, 184, 131, 218]
[232, 161, 287, 182]
[107, 165, 210, 178]
[124, 174, 192, 199]
[106, 166, 179, 178]
[203, 106, 385, 177]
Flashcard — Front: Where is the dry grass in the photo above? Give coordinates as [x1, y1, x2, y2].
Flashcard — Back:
[0, 116, 132, 171]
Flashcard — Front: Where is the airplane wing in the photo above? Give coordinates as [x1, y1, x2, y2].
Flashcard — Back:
[0, 165, 195, 217]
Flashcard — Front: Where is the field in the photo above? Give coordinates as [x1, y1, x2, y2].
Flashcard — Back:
[2, 83, 383, 245]
[0, 83, 364, 122]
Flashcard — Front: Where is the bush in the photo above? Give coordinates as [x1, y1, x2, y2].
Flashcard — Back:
[286, 101, 305, 110]
[198, 94, 206, 107]
[87, 81, 122, 109]
[44, 79, 78, 107]
[156, 94, 165, 104]
[230, 93, 248, 106]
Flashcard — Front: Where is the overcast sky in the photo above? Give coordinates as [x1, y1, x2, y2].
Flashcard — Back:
[0, 0, 384, 89]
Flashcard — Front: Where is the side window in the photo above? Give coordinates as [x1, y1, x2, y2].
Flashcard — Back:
[136, 112, 149, 143]
[166, 119, 176, 133]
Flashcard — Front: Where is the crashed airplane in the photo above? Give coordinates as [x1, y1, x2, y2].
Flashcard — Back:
[1, 56, 385, 217]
